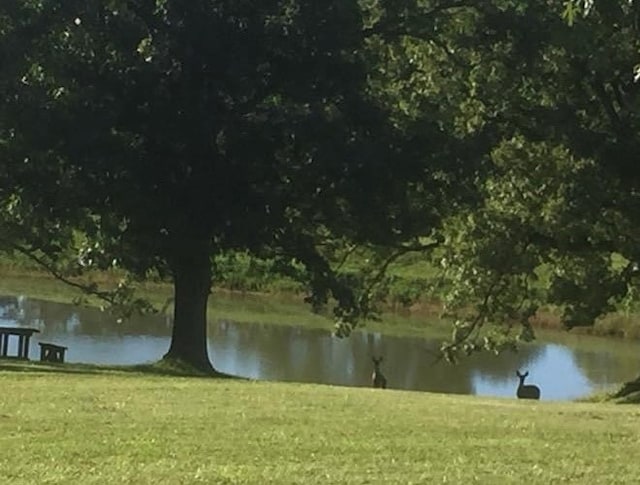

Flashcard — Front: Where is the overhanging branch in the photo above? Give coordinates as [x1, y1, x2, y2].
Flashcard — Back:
[1, 238, 119, 306]
[358, 240, 441, 310]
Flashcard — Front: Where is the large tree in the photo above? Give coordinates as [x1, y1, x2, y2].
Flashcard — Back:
[11, 0, 635, 372]
[0, 1, 478, 371]
[416, 1, 640, 361]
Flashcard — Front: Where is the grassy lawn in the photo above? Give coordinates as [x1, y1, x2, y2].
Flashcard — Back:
[1, 362, 639, 484]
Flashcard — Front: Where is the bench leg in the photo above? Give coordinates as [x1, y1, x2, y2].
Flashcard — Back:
[1, 334, 8, 357]
[24, 336, 30, 360]
[17, 335, 25, 359]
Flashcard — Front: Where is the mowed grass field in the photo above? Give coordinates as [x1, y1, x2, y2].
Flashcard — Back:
[0, 362, 638, 484]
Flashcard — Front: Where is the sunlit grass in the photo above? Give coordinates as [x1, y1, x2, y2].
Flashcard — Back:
[0, 361, 638, 484]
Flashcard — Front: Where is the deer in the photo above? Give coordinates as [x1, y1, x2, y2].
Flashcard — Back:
[371, 356, 387, 389]
[516, 370, 540, 400]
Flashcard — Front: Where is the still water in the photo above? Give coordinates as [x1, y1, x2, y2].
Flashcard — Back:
[1, 295, 638, 401]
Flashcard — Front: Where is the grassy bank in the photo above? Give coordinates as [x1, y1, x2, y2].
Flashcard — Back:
[0, 361, 638, 484]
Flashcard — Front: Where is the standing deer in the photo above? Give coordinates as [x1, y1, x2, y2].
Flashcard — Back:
[371, 357, 387, 389]
[516, 370, 540, 400]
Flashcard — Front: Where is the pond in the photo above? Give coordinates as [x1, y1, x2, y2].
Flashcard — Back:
[1, 295, 638, 401]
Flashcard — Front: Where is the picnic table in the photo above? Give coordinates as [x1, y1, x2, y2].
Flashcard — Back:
[0, 326, 40, 360]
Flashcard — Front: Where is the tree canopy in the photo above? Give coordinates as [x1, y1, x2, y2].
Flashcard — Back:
[0, 0, 481, 371]
[3, 0, 640, 369]
[423, 0, 640, 358]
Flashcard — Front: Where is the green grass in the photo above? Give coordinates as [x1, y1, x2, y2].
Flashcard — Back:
[0, 361, 639, 484]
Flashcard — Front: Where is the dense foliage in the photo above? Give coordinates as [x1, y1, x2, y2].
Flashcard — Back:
[0, 1, 476, 370]
[3, 1, 640, 368]
[426, 1, 640, 359]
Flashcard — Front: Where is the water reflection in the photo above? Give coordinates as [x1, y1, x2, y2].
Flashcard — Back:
[1, 296, 637, 401]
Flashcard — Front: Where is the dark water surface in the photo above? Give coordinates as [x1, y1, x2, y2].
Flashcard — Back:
[1, 295, 637, 400]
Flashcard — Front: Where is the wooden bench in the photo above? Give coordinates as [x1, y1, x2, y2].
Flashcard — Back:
[38, 343, 68, 363]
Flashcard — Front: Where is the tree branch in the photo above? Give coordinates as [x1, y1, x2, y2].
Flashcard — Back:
[591, 79, 624, 131]
[2, 239, 119, 306]
[334, 243, 359, 272]
[365, 0, 475, 39]
[358, 240, 441, 309]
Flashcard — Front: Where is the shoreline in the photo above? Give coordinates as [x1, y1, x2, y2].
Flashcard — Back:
[1, 264, 639, 343]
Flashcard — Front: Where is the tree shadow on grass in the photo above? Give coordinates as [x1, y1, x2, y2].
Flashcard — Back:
[0, 358, 242, 380]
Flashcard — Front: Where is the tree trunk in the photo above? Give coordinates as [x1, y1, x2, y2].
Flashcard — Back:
[163, 237, 216, 373]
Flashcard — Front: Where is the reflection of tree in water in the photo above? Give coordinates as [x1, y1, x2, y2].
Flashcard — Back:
[5, 295, 627, 397]
[13, 298, 78, 333]
[4, 297, 170, 337]
[70, 305, 169, 337]
[355, 333, 545, 394]
[212, 322, 333, 382]
[462, 345, 546, 382]
[0, 296, 20, 322]
[202, 321, 546, 394]
[564, 339, 639, 387]
[2, 296, 47, 329]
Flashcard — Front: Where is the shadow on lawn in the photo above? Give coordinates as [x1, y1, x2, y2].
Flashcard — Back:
[0, 358, 241, 379]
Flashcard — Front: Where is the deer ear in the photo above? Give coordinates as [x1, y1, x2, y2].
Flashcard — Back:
[524, 371, 529, 377]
